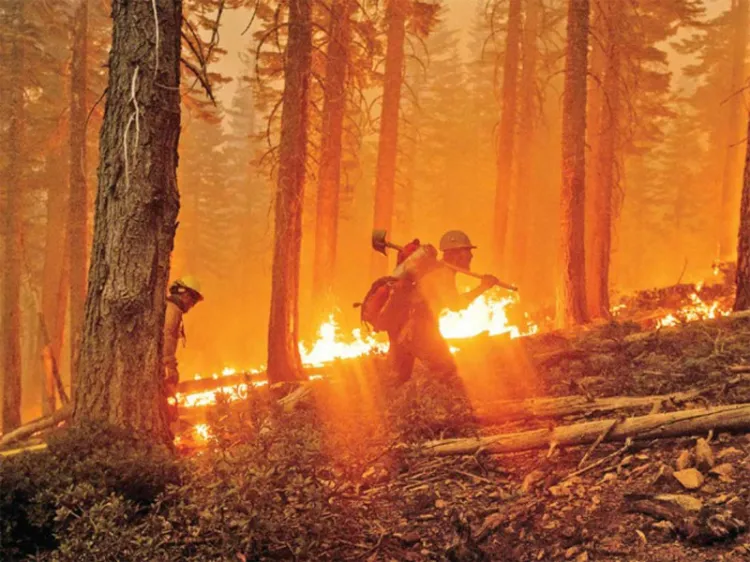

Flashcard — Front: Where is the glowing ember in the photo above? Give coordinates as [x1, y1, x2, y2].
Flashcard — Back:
[194, 423, 211, 441]
[656, 293, 730, 328]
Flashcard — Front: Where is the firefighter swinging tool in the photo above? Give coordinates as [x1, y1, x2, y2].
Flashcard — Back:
[370, 229, 519, 292]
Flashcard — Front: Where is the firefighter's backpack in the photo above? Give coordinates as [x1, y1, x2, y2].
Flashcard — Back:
[356, 239, 422, 332]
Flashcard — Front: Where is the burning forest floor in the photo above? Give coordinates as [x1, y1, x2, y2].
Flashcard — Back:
[166, 298, 750, 560]
[5, 280, 750, 561]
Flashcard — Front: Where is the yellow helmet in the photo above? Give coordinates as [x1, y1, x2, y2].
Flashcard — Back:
[172, 275, 204, 300]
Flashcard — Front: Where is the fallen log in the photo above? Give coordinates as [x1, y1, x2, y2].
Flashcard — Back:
[625, 494, 746, 544]
[0, 403, 73, 450]
[423, 403, 750, 456]
[475, 389, 705, 423]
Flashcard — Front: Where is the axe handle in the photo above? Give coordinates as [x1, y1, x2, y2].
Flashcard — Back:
[443, 262, 519, 292]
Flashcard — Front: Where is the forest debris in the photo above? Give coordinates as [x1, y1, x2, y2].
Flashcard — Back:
[654, 494, 703, 512]
[710, 463, 735, 482]
[695, 438, 715, 470]
[476, 389, 706, 424]
[424, 404, 750, 456]
[673, 469, 705, 490]
[521, 470, 545, 493]
[717, 447, 744, 460]
[0, 403, 72, 450]
[626, 494, 747, 544]
[676, 450, 693, 470]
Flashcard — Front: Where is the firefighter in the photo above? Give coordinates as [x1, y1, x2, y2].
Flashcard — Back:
[387, 230, 499, 384]
[164, 275, 204, 422]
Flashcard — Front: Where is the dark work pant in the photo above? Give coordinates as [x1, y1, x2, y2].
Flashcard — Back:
[388, 306, 456, 383]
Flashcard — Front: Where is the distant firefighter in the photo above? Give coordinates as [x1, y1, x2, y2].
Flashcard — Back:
[163, 275, 204, 422]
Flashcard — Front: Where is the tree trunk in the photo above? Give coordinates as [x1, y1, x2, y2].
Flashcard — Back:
[734, 113, 750, 310]
[425, 403, 750, 456]
[370, 0, 407, 279]
[69, 0, 89, 397]
[509, 0, 539, 289]
[586, 0, 621, 319]
[312, 0, 352, 319]
[73, 0, 182, 442]
[493, 0, 522, 276]
[718, 0, 749, 261]
[267, 0, 312, 384]
[2, 0, 25, 433]
[40, 151, 70, 415]
[584, 2, 605, 318]
[556, 0, 590, 328]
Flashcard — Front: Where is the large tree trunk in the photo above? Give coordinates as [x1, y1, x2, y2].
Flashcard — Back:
[370, 0, 407, 279]
[2, 0, 25, 433]
[509, 0, 539, 289]
[586, 0, 621, 319]
[734, 113, 750, 310]
[312, 0, 352, 319]
[69, 0, 89, 398]
[584, 3, 605, 318]
[718, 0, 749, 261]
[556, 0, 590, 328]
[267, 0, 312, 384]
[426, 403, 750, 456]
[73, 0, 182, 442]
[493, 0, 522, 276]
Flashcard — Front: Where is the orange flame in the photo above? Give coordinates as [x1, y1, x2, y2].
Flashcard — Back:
[177, 292, 533, 410]
[656, 293, 730, 328]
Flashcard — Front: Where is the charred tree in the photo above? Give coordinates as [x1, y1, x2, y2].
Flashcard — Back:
[1, 0, 25, 432]
[69, 0, 88, 395]
[586, 0, 621, 319]
[719, 0, 749, 261]
[734, 113, 750, 310]
[312, 0, 352, 318]
[509, 0, 539, 289]
[267, 0, 313, 384]
[371, 0, 407, 279]
[557, 0, 590, 328]
[73, 0, 182, 441]
[493, 0, 522, 276]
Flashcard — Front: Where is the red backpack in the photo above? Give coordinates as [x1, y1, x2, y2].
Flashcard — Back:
[356, 239, 421, 333]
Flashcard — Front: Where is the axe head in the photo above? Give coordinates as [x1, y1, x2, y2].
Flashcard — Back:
[371, 229, 389, 255]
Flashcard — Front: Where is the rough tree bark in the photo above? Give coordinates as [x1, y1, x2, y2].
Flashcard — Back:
[267, 0, 312, 384]
[73, 0, 182, 442]
[312, 0, 352, 318]
[718, 0, 749, 261]
[509, 0, 539, 289]
[557, 0, 590, 328]
[69, 0, 89, 396]
[586, 0, 621, 319]
[493, 0, 522, 276]
[370, 0, 407, 279]
[734, 112, 750, 310]
[584, 2, 605, 318]
[2, 0, 25, 433]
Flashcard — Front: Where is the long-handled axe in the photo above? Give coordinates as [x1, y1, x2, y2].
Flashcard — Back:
[371, 229, 518, 292]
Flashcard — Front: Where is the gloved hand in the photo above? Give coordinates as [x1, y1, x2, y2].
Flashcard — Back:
[479, 274, 500, 291]
[422, 243, 438, 259]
